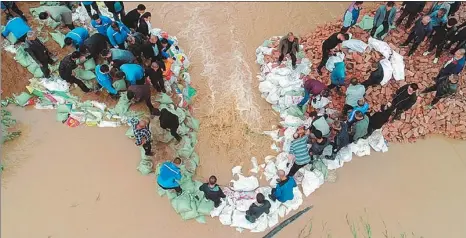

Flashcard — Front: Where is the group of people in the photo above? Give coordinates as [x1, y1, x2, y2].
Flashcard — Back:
[274, 1, 466, 196]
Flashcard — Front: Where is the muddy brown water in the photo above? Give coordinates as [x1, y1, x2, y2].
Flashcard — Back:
[2, 2, 466, 238]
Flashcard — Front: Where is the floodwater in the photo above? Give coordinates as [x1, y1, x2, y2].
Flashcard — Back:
[2, 2, 466, 238]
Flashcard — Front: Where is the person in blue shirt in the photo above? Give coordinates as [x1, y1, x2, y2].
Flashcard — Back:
[157, 158, 183, 196]
[64, 27, 89, 49]
[342, 1, 363, 32]
[1, 2, 27, 22]
[429, 8, 448, 28]
[269, 170, 296, 203]
[348, 99, 369, 125]
[95, 64, 118, 96]
[81, 1, 101, 17]
[107, 21, 130, 50]
[120, 63, 144, 85]
[1, 16, 30, 43]
[328, 60, 346, 95]
[90, 14, 112, 36]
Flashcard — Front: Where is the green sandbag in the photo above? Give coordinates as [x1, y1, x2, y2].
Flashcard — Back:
[189, 132, 198, 145]
[14, 92, 32, 106]
[177, 142, 194, 159]
[50, 31, 66, 48]
[56, 112, 69, 122]
[171, 193, 192, 213]
[156, 93, 173, 104]
[113, 79, 127, 91]
[74, 69, 96, 80]
[177, 124, 190, 136]
[33, 67, 44, 78]
[195, 215, 206, 224]
[190, 152, 200, 166]
[184, 85, 197, 103]
[180, 200, 199, 220]
[15, 47, 32, 67]
[356, 15, 374, 30]
[31, 89, 44, 98]
[83, 58, 96, 71]
[181, 179, 195, 193]
[185, 117, 200, 131]
[57, 104, 71, 113]
[197, 198, 214, 216]
[137, 159, 153, 175]
[125, 127, 134, 138]
[286, 105, 305, 118]
[114, 92, 130, 115]
[262, 39, 272, 47]
[296, 51, 305, 59]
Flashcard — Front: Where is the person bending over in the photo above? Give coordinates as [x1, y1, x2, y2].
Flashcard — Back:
[158, 108, 182, 142]
[157, 157, 183, 196]
[127, 85, 159, 116]
[245, 193, 271, 223]
[278, 32, 299, 69]
[59, 51, 90, 92]
[269, 170, 296, 203]
[128, 117, 153, 156]
[199, 175, 226, 208]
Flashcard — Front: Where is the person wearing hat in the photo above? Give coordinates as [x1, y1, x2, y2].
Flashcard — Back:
[25, 31, 54, 78]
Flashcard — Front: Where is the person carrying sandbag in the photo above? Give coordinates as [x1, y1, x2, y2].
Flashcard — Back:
[157, 158, 183, 196]
[25, 31, 55, 78]
[107, 21, 131, 50]
[298, 77, 327, 107]
[39, 5, 74, 30]
[308, 111, 331, 138]
[157, 108, 182, 142]
[316, 32, 349, 75]
[128, 117, 154, 156]
[95, 64, 118, 97]
[328, 61, 346, 95]
[120, 63, 144, 85]
[347, 99, 369, 125]
[245, 193, 271, 223]
[127, 32, 148, 63]
[287, 133, 312, 177]
[199, 175, 226, 208]
[59, 51, 91, 93]
[269, 170, 296, 203]
[64, 27, 89, 49]
[80, 33, 108, 62]
[278, 32, 299, 69]
[127, 84, 159, 116]
[1, 16, 31, 43]
[145, 61, 166, 93]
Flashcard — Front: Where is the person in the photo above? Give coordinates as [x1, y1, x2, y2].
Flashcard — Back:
[64, 27, 89, 49]
[120, 63, 145, 85]
[59, 51, 91, 93]
[81, 1, 101, 17]
[128, 117, 153, 156]
[287, 133, 312, 177]
[127, 85, 158, 115]
[158, 108, 182, 142]
[298, 77, 327, 107]
[342, 1, 363, 32]
[423, 18, 458, 64]
[309, 112, 331, 137]
[361, 62, 384, 88]
[104, 1, 125, 21]
[90, 14, 112, 36]
[145, 61, 166, 93]
[157, 158, 183, 196]
[435, 49, 465, 79]
[123, 4, 146, 30]
[80, 33, 108, 61]
[350, 111, 369, 142]
[371, 2, 396, 39]
[101, 48, 136, 67]
[136, 12, 152, 37]
[1, 16, 31, 43]
[328, 61, 345, 95]
[160, 38, 175, 59]
[389, 83, 419, 121]
[395, 2, 426, 28]
[317, 32, 349, 75]
[95, 64, 118, 96]
[269, 170, 296, 202]
[278, 32, 299, 69]
[199, 176, 226, 208]
[38, 5, 74, 30]
[444, 25, 466, 55]
[308, 130, 329, 160]
[422, 74, 459, 109]
[1, 2, 27, 22]
[327, 121, 350, 159]
[127, 32, 148, 63]
[245, 193, 271, 223]
[142, 34, 164, 62]
[107, 21, 131, 50]
[25, 31, 54, 78]
[429, 8, 447, 29]
[400, 16, 432, 56]
[448, 2, 461, 17]
[367, 104, 394, 136]
[343, 78, 365, 115]
[429, 1, 453, 15]
[348, 99, 369, 124]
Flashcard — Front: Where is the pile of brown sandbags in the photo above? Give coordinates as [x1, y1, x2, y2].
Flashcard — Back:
[298, 4, 466, 142]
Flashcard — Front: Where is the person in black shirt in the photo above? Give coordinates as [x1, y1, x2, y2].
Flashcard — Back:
[127, 32, 148, 63]
[59, 51, 91, 92]
[122, 4, 145, 30]
[199, 176, 226, 208]
[448, 2, 461, 17]
[444, 21, 466, 55]
[395, 1, 426, 28]
[367, 104, 394, 136]
[25, 31, 54, 78]
[316, 32, 349, 75]
[136, 12, 151, 37]
[104, 1, 125, 21]
[82, 1, 101, 18]
[423, 18, 458, 64]
[141, 34, 164, 62]
[361, 62, 384, 88]
[145, 61, 166, 93]
[158, 108, 182, 142]
[389, 83, 418, 121]
[245, 193, 271, 223]
[80, 33, 108, 62]
[278, 32, 299, 69]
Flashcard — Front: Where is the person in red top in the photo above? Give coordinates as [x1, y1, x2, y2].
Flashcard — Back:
[298, 77, 327, 107]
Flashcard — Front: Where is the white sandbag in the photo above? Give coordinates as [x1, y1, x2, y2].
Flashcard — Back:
[283, 95, 304, 108]
[250, 215, 269, 233]
[250, 157, 260, 173]
[258, 80, 276, 94]
[325, 52, 345, 72]
[323, 156, 344, 170]
[368, 37, 392, 59]
[257, 46, 273, 55]
[267, 211, 280, 228]
[350, 139, 371, 157]
[230, 210, 257, 230]
[280, 115, 304, 127]
[368, 129, 388, 152]
[231, 166, 242, 176]
[231, 174, 259, 192]
[40, 77, 70, 92]
[301, 169, 325, 197]
[379, 58, 394, 86]
[210, 199, 227, 217]
[390, 51, 405, 81]
[282, 187, 303, 213]
[263, 160, 278, 181]
[265, 89, 280, 105]
[342, 39, 368, 53]
[219, 205, 234, 225]
[235, 197, 256, 212]
[311, 95, 330, 109]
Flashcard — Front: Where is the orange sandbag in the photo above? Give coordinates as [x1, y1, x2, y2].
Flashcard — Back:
[164, 58, 174, 79]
